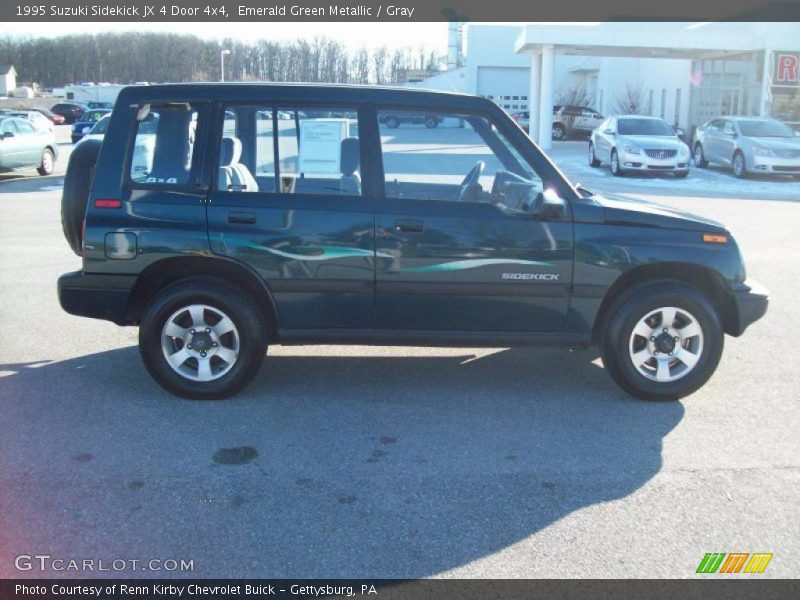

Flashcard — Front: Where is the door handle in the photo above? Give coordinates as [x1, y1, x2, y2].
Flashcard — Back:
[228, 211, 256, 225]
[395, 219, 424, 233]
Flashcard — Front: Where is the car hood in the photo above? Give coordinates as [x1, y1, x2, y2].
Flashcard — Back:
[618, 135, 682, 149]
[592, 194, 728, 232]
[745, 136, 800, 150]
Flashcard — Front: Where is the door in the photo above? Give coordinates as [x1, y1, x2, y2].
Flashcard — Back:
[11, 118, 43, 165]
[717, 120, 738, 164]
[704, 119, 726, 164]
[595, 117, 615, 162]
[374, 108, 573, 333]
[206, 103, 377, 332]
[0, 119, 25, 168]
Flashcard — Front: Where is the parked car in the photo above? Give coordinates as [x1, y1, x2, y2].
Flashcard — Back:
[5, 110, 54, 132]
[693, 116, 800, 179]
[380, 112, 442, 128]
[590, 115, 691, 178]
[58, 84, 767, 401]
[29, 107, 65, 125]
[51, 102, 86, 124]
[87, 101, 113, 109]
[71, 109, 112, 143]
[511, 110, 530, 131]
[0, 115, 58, 175]
[553, 105, 604, 140]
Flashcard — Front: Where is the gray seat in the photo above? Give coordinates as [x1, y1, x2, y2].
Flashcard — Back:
[339, 138, 361, 196]
[218, 137, 259, 193]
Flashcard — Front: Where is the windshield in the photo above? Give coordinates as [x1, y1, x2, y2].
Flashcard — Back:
[618, 118, 675, 136]
[738, 119, 794, 138]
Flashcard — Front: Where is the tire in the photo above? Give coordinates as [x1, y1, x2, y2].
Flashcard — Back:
[424, 117, 438, 129]
[139, 278, 267, 400]
[599, 281, 724, 401]
[588, 142, 601, 167]
[674, 171, 689, 179]
[385, 117, 400, 129]
[732, 152, 747, 178]
[693, 143, 708, 168]
[61, 138, 102, 256]
[552, 123, 566, 141]
[610, 149, 624, 176]
[37, 147, 55, 176]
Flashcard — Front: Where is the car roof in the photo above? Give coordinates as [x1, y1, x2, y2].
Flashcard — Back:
[616, 115, 664, 120]
[116, 82, 493, 111]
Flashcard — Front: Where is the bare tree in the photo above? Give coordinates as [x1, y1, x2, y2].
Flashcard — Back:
[613, 82, 651, 115]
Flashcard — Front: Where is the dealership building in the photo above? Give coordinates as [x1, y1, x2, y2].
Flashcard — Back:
[410, 23, 800, 147]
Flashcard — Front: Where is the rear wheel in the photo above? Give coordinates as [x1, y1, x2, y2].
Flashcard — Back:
[600, 282, 723, 401]
[552, 123, 566, 141]
[37, 148, 54, 176]
[424, 117, 438, 128]
[139, 279, 267, 400]
[385, 117, 400, 129]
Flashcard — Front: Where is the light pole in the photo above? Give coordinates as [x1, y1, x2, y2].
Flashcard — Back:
[220, 49, 231, 82]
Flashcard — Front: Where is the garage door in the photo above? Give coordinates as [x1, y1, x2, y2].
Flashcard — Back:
[476, 66, 531, 112]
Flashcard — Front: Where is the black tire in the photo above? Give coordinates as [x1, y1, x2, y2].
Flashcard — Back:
[693, 143, 708, 168]
[139, 278, 267, 400]
[37, 147, 55, 176]
[599, 281, 724, 401]
[552, 123, 566, 141]
[674, 171, 689, 179]
[424, 117, 438, 129]
[732, 151, 748, 179]
[61, 138, 102, 256]
[385, 117, 400, 129]
[589, 142, 601, 167]
[610, 149, 624, 176]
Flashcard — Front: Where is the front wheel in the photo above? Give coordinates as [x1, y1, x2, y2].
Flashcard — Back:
[424, 117, 438, 128]
[589, 143, 601, 167]
[674, 171, 689, 179]
[139, 279, 267, 399]
[610, 150, 624, 176]
[600, 282, 724, 401]
[552, 123, 566, 141]
[732, 152, 747, 178]
[693, 143, 708, 168]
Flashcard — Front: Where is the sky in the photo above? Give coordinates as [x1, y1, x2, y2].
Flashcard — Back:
[0, 22, 451, 54]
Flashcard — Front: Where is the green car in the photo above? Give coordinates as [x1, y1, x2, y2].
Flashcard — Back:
[0, 115, 58, 176]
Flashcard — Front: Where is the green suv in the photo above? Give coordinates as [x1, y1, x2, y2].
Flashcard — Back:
[58, 84, 767, 400]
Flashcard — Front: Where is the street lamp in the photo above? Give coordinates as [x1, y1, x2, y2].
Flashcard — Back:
[220, 49, 231, 82]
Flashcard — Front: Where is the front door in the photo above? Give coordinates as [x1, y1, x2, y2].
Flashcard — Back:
[206, 104, 377, 332]
[373, 108, 573, 333]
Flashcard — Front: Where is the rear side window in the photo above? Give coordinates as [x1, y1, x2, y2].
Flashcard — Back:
[130, 104, 198, 185]
[215, 105, 361, 196]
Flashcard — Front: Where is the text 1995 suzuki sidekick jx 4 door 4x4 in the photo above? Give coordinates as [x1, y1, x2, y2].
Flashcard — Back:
[58, 84, 768, 400]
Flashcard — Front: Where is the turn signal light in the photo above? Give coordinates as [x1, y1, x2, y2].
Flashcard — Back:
[702, 234, 728, 244]
[94, 199, 122, 208]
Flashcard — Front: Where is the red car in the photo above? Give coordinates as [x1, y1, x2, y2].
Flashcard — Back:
[31, 107, 65, 125]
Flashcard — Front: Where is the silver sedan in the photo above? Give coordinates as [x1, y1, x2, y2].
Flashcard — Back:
[589, 115, 691, 178]
[693, 116, 800, 179]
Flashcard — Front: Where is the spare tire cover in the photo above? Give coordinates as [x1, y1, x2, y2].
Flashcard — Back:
[61, 139, 102, 256]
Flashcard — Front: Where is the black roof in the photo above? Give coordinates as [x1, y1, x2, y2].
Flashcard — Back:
[116, 82, 494, 112]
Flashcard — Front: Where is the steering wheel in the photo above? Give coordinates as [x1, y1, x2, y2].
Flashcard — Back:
[456, 161, 485, 201]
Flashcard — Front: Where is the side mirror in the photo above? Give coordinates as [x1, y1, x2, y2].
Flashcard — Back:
[532, 189, 566, 219]
[794, 130, 800, 137]
[1, 131, 14, 140]
[592, 114, 601, 119]
[603, 128, 615, 135]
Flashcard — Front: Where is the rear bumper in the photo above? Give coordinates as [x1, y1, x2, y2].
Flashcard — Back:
[58, 271, 136, 325]
[731, 279, 769, 336]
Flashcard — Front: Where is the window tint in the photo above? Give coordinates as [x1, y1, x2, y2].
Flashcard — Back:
[130, 104, 197, 186]
[618, 118, 674, 136]
[216, 106, 360, 196]
[378, 109, 543, 212]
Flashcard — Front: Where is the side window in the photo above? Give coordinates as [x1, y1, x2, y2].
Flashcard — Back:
[722, 121, 736, 135]
[0, 119, 15, 135]
[14, 119, 35, 134]
[378, 109, 543, 212]
[130, 104, 198, 186]
[216, 106, 360, 196]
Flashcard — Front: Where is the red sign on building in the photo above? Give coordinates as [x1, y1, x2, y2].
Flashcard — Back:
[774, 52, 800, 85]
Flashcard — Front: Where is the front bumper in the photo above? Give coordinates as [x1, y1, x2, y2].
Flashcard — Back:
[731, 279, 769, 336]
[58, 271, 137, 325]
[621, 151, 690, 172]
[749, 154, 800, 174]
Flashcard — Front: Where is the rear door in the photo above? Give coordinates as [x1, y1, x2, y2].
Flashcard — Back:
[373, 107, 573, 334]
[718, 120, 738, 164]
[206, 103, 377, 332]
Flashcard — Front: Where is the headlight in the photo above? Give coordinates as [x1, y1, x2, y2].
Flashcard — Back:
[623, 145, 641, 155]
[752, 146, 773, 157]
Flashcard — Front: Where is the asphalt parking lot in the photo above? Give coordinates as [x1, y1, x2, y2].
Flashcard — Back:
[0, 128, 799, 578]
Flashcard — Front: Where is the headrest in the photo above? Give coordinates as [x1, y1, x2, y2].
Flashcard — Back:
[220, 137, 242, 167]
[340, 138, 360, 176]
